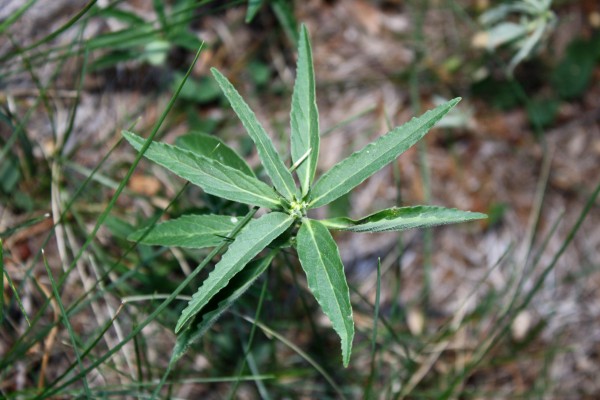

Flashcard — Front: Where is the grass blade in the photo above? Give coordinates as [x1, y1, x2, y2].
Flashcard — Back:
[170, 251, 276, 365]
[42, 250, 91, 397]
[290, 24, 319, 197]
[211, 67, 300, 202]
[364, 258, 381, 398]
[270, 0, 299, 45]
[239, 315, 347, 399]
[3, 270, 31, 327]
[0, 0, 96, 64]
[0, 213, 50, 239]
[296, 218, 354, 367]
[154, 252, 277, 398]
[308, 98, 461, 209]
[39, 207, 259, 398]
[0, 0, 36, 34]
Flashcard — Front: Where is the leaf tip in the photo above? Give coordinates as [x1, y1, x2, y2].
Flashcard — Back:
[299, 23, 309, 37]
[450, 97, 462, 107]
[209, 67, 222, 79]
[341, 335, 353, 368]
[174, 318, 187, 335]
[121, 130, 134, 140]
[471, 211, 488, 220]
[121, 130, 143, 150]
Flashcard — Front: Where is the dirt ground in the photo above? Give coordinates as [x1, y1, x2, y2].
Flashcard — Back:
[1, 0, 599, 397]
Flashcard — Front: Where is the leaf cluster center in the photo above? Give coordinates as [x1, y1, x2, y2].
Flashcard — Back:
[288, 199, 308, 218]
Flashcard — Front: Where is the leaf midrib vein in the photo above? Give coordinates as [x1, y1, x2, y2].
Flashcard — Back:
[179, 215, 291, 330]
[307, 222, 348, 335]
[171, 150, 280, 206]
[220, 74, 295, 200]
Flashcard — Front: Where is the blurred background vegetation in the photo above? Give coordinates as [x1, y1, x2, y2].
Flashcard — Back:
[1, 0, 599, 398]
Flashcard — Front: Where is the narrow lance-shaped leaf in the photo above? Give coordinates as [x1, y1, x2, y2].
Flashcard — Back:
[176, 132, 255, 177]
[176, 212, 294, 333]
[123, 131, 282, 209]
[296, 218, 354, 367]
[211, 68, 300, 201]
[321, 206, 487, 233]
[308, 98, 461, 209]
[290, 24, 319, 197]
[128, 214, 240, 248]
[170, 252, 275, 365]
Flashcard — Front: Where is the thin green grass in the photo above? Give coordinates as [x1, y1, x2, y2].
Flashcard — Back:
[36, 46, 209, 397]
[2, 260, 32, 330]
[363, 258, 382, 399]
[41, 250, 92, 397]
[439, 181, 600, 399]
[226, 277, 271, 399]
[1, 0, 597, 398]
[0, 0, 245, 76]
[1, 0, 95, 63]
[239, 314, 348, 399]
[2, 18, 204, 394]
[0, 0, 36, 34]
[408, 0, 434, 308]
[1, 2, 212, 397]
[1, 125, 137, 372]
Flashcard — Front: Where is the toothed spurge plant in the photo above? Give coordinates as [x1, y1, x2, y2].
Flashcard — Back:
[124, 25, 486, 367]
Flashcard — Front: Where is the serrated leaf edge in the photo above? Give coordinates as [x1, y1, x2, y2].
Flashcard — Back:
[308, 98, 461, 209]
[321, 205, 487, 232]
[290, 24, 320, 198]
[297, 218, 354, 366]
[123, 130, 282, 208]
[175, 212, 293, 333]
[211, 68, 300, 201]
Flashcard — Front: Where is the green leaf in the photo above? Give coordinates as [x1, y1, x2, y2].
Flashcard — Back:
[551, 36, 599, 100]
[481, 22, 528, 50]
[175, 132, 254, 177]
[128, 214, 241, 248]
[170, 252, 275, 365]
[211, 68, 300, 202]
[296, 218, 354, 367]
[308, 98, 461, 209]
[270, 0, 299, 45]
[321, 206, 487, 232]
[290, 24, 320, 198]
[172, 73, 221, 104]
[0, 155, 20, 193]
[168, 30, 204, 52]
[122, 130, 282, 209]
[176, 212, 293, 333]
[95, 6, 146, 25]
[144, 40, 170, 66]
[87, 24, 157, 51]
[151, 0, 168, 33]
[245, 0, 264, 23]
